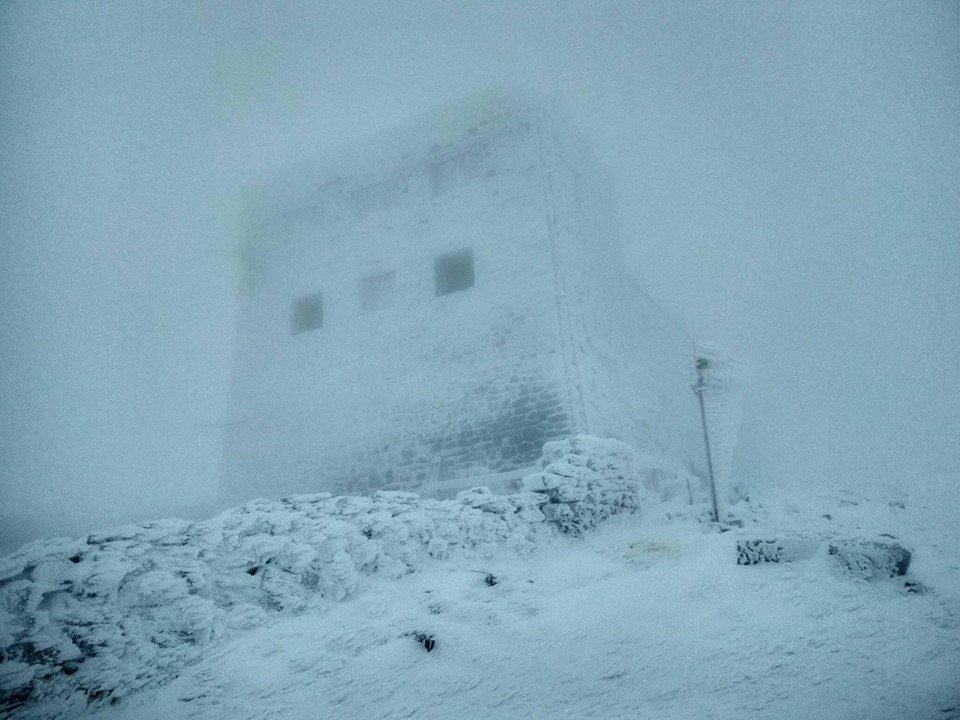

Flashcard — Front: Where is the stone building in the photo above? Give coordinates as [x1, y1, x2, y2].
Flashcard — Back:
[220, 90, 702, 506]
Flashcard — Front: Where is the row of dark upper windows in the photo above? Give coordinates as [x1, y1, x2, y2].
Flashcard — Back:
[347, 143, 491, 222]
[291, 248, 474, 335]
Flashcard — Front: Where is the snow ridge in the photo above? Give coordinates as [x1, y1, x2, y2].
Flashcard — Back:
[0, 436, 655, 719]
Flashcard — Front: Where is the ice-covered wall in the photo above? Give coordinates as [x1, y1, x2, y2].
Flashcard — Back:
[221, 90, 701, 505]
[223, 94, 576, 505]
[528, 100, 705, 471]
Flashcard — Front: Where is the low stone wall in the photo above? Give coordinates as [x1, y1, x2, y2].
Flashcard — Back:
[521, 435, 644, 534]
[0, 435, 651, 719]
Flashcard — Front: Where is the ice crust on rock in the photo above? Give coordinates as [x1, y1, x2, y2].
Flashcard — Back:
[0, 435, 664, 719]
[525, 436, 646, 534]
[736, 536, 821, 565]
[828, 539, 912, 580]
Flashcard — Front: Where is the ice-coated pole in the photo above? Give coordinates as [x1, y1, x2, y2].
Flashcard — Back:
[695, 356, 720, 523]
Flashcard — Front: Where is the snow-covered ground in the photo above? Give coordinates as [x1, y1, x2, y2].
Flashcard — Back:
[87, 483, 960, 718]
[4, 441, 959, 719]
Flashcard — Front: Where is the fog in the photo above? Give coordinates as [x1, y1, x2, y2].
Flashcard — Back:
[2, 1, 958, 553]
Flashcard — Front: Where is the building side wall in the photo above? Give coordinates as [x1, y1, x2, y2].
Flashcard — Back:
[221, 118, 575, 505]
[535, 108, 705, 471]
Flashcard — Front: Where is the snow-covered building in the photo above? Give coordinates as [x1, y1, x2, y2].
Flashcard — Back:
[220, 90, 702, 506]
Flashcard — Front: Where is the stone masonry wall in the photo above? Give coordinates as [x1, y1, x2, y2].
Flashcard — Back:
[532, 104, 704, 469]
[222, 97, 579, 505]
[221, 91, 702, 506]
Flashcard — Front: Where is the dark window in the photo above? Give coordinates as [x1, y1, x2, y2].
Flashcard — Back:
[360, 271, 396, 314]
[434, 248, 474, 296]
[428, 144, 488, 197]
[291, 292, 323, 334]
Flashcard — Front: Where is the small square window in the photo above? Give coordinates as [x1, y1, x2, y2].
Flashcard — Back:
[434, 248, 474, 296]
[291, 292, 323, 334]
[360, 271, 396, 314]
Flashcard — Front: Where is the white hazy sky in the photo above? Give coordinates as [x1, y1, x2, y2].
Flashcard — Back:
[2, 1, 958, 551]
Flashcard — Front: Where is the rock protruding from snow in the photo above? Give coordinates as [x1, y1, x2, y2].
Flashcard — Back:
[521, 436, 644, 535]
[828, 539, 912, 580]
[0, 435, 659, 720]
[736, 535, 912, 582]
[736, 537, 820, 565]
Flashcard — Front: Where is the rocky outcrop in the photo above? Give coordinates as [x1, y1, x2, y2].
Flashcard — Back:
[0, 435, 656, 719]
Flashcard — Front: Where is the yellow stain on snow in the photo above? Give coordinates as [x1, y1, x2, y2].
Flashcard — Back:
[624, 539, 682, 564]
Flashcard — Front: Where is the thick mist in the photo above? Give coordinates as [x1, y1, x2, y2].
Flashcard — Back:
[2, 1, 958, 552]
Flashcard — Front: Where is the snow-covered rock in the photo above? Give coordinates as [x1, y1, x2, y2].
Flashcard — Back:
[0, 435, 670, 719]
[828, 539, 912, 580]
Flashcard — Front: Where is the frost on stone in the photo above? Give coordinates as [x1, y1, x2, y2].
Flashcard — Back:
[0, 434, 681, 719]
[0, 661, 34, 707]
[524, 436, 646, 535]
[828, 539, 912, 580]
[736, 536, 819, 566]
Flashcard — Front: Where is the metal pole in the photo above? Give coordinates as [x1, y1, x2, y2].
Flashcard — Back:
[696, 358, 720, 524]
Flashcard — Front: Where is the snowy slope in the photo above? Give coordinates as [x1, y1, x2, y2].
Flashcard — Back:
[88, 482, 960, 720]
[3, 440, 959, 720]
[0, 437, 641, 718]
